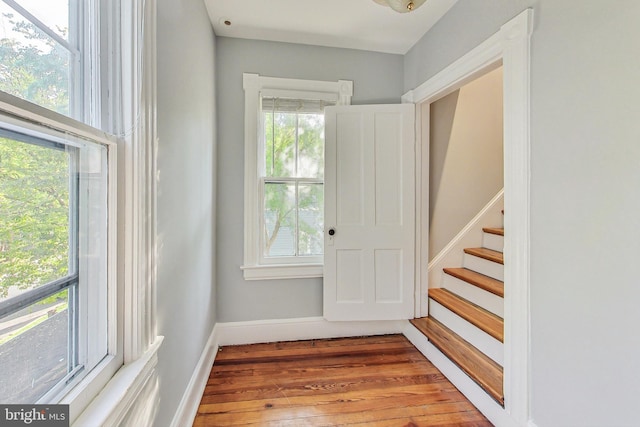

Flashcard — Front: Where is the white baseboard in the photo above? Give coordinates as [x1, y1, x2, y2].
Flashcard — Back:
[216, 316, 407, 346]
[170, 324, 220, 427]
[403, 323, 520, 427]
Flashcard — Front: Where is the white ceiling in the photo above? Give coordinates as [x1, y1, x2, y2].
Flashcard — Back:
[203, 0, 458, 55]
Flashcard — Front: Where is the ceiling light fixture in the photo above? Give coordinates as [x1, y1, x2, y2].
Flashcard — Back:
[372, 0, 427, 13]
[373, 0, 426, 13]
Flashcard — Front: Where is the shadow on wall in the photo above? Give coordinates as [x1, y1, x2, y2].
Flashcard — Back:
[429, 67, 504, 261]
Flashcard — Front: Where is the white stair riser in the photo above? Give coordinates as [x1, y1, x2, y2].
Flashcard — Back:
[482, 232, 503, 253]
[463, 254, 504, 281]
[429, 299, 504, 366]
[442, 274, 504, 317]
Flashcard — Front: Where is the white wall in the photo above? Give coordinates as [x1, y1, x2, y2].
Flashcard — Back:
[429, 67, 503, 259]
[154, 0, 217, 425]
[406, 1, 640, 425]
[215, 37, 404, 322]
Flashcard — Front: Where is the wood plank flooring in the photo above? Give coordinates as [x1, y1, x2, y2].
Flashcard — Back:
[194, 334, 491, 426]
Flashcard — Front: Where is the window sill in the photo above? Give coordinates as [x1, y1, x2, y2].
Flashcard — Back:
[241, 264, 323, 280]
[71, 336, 164, 426]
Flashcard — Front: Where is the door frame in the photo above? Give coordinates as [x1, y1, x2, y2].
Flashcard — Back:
[402, 9, 533, 426]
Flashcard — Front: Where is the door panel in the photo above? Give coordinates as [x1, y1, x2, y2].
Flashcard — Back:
[375, 112, 403, 226]
[336, 113, 365, 227]
[324, 104, 415, 321]
[336, 250, 364, 303]
[375, 249, 403, 303]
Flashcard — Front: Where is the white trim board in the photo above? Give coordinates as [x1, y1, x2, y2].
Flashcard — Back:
[170, 325, 220, 427]
[72, 337, 164, 427]
[216, 317, 407, 346]
[404, 9, 533, 426]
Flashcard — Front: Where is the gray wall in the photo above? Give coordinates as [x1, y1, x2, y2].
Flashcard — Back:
[155, 0, 217, 425]
[216, 37, 404, 322]
[406, 1, 640, 425]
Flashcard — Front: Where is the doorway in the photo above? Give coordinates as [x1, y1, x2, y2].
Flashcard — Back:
[428, 67, 504, 263]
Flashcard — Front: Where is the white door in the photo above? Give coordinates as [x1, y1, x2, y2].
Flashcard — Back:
[324, 104, 415, 321]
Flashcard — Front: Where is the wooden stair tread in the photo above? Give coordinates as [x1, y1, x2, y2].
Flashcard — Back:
[429, 288, 504, 342]
[410, 317, 504, 406]
[464, 247, 503, 265]
[443, 267, 504, 298]
[483, 227, 504, 236]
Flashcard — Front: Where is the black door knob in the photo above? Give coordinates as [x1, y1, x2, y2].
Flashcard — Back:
[328, 228, 336, 236]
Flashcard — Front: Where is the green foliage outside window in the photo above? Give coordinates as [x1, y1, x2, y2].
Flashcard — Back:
[0, 14, 71, 299]
[0, 12, 70, 115]
[263, 106, 325, 257]
[0, 138, 70, 298]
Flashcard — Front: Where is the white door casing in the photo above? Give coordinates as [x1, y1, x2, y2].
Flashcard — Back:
[324, 104, 415, 321]
[402, 9, 533, 424]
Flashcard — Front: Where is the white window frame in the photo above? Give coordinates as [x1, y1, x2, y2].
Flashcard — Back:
[70, 1, 161, 425]
[242, 74, 352, 280]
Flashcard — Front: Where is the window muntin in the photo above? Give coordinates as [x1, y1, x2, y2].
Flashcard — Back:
[0, 0, 80, 118]
[0, 123, 109, 404]
[260, 97, 330, 263]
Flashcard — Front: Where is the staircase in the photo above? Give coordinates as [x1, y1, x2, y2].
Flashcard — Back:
[411, 225, 505, 406]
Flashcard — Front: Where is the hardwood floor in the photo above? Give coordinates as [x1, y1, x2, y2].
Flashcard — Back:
[193, 334, 491, 426]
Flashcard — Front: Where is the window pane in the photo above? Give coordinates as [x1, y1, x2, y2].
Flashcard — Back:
[297, 113, 325, 179]
[12, 0, 70, 41]
[0, 136, 72, 300]
[298, 183, 323, 256]
[0, 2, 72, 115]
[264, 111, 295, 177]
[263, 182, 295, 257]
[0, 126, 109, 403]
[0, 289, 72, 403]
[260, 94, 329, 262]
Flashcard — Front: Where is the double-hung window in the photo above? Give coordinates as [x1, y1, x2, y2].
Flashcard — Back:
[0, 0, 122, 418]
[242, 74, 352, 280]
[261, 97, 328, 262]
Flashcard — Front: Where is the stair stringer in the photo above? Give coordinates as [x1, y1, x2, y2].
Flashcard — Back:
[428, 189, 504, 291]
[403, 322, 519, 427]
